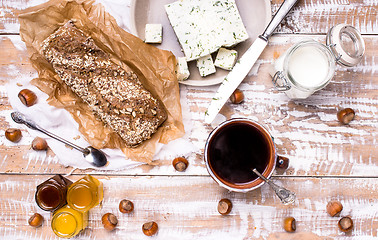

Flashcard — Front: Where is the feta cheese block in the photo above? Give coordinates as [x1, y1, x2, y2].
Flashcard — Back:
[197, 55, 216, 77]
[165, 0, 249, 61]
[145, 24, 163, 43]
[214, 48, 238, 70]
[176, 57, 190, 81]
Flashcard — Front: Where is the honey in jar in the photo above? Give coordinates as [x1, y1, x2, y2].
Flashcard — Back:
[67, 175, 103, 212]
[35, 174, 72, 212]
[51, 205, 88, 238]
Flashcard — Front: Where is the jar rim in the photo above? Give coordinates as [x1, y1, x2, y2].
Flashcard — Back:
[283, 40, 336, 91]
[326, 24, 365, 67]
[35, 183, 64, 211]
[51, 212, 78, 238]
[67, 183, 95, 212]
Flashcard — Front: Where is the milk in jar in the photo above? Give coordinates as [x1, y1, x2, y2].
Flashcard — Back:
[271, 24, 365, 99]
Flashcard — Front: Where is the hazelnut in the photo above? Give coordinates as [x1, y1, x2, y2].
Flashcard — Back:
[172, 157, 188, 172]
[276, 156, 289, 169]
[283, 217, 296, 232]
[142, 221, 158, 236]
[326, 200, 343, 217]
[5, 128, 22, 143]
[338, 216, 353, 232]
[32, 137, 48, 151]
[119, 199, 134, 213]
[18, 89, 37, 107]
[102, 213, 118, 231]
[28, 213, 43, 228]
[230, 89, 244, 104]
[337, 108, 355, 124]
[217, 198, 232, 215]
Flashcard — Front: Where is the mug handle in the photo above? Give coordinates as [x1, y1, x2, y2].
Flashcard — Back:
[276, 155, 289, 169]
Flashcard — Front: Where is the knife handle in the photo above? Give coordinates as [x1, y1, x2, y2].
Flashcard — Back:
[260, 0, 299, 41]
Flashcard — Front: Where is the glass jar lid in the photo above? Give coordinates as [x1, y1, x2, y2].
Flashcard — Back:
[326, 24, 365, 67]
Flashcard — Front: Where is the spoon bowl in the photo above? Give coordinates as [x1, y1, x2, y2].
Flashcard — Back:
[84, 146, 108, 167]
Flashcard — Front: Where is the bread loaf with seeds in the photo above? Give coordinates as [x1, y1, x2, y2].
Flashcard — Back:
[40, 21, 167, 147]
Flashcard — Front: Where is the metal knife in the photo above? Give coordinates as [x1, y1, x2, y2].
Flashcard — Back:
[204, 0, 299, 124]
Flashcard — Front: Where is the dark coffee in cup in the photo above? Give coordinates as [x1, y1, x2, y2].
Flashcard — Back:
[207, 121, 270, 183]
[205, 118, 277, 192]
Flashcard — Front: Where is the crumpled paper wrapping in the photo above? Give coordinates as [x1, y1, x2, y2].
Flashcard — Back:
[18, 0, 185, 164]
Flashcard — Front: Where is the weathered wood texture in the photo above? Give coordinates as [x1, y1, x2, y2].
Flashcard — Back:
[0, 35, 377, 176]
[0, 175, 377, 240]
[0, 0, 377, 239]
[0, 0, 377, 34]
[272, 0, 378, 34]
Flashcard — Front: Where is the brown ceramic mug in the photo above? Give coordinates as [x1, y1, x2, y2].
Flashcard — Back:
[204, 118, 288, 192]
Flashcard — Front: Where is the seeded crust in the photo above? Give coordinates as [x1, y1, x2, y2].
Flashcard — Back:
[40, 21, 167, 147]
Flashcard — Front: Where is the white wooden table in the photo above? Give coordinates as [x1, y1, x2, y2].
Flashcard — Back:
[0, 0, 377, 239]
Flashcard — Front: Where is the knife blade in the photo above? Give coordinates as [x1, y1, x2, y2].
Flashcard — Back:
[205, 37, 267, 123]
[204, 0, 299, 124]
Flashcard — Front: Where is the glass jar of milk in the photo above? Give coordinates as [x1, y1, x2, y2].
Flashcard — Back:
[271, 24, 365, 99]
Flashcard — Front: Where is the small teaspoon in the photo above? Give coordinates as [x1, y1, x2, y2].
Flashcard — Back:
[252, 168, 296, 205]
[11, 111, 108, 167]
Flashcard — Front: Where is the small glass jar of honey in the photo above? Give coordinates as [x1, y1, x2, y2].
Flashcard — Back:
[35, 174, 72, 212]
[51, 205, 88, 238]
[67, 175, 103, 212]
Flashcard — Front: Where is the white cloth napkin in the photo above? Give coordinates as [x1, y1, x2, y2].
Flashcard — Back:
[5, 0, 198, 171]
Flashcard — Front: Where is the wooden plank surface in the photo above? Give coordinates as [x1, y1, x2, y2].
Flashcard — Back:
[271, 0, 378, 34]
[0, 175, 377, 240]
[0, 0, 377, 239]
[0, 34, 376, 176]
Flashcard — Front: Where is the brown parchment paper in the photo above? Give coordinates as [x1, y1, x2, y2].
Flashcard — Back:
[18, 0, 185, 164]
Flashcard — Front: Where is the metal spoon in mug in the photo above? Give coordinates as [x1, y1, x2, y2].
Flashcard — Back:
[11, 111, 108, 167]
[252, 168, 296, 205]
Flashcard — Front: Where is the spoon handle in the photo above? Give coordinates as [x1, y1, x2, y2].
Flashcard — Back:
[11, 112, 88, 154]
[252, 168, 296, 205]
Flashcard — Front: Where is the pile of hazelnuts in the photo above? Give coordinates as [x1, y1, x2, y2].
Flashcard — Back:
[216, 198, 353, 234]
[98, 157, 190, 235]
[5, 89, 48, 151]
[101, 199, 159, 236]
[326, 200, 353, 233]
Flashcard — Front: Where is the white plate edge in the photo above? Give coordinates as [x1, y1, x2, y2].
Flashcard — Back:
[129, 0, 138, 36]
[128, 0, 272, 87]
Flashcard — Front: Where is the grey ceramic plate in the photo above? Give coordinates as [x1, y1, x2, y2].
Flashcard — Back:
[130, 0, 271, 86]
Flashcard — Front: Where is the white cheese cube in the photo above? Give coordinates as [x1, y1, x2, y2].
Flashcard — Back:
[165, 0, 249, 61]
[196, 55, 216, 77]
[176, 57, 190, 81]
[145, 24, 162, 43]
[214, 48, 238, 70]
